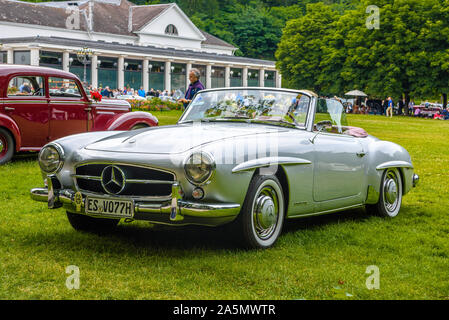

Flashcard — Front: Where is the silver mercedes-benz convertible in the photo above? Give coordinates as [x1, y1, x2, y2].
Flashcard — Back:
[31, 88, 419, 249]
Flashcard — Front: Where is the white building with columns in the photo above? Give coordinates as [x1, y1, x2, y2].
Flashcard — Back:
[0, 0, 281, 92]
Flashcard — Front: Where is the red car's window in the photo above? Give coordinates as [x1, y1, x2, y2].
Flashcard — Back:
[7, 76, 45, 97]
[49, 77, 82, 98]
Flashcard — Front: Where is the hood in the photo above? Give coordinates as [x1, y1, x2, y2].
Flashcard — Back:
[85, 123, 289, 154]
[92, 99, 130, 109]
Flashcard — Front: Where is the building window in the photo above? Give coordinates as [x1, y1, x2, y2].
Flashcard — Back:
[148, 61, 165, 91]
[40, 51, 63, 70]
[171, 63, 186, 93]
[14, 51, 31, 65]
[264, 71, 276, 88]
[0, 51, 7, 64]
[165, 24, 178, 36]
[124, 59, 142, 91]
[248, 69, 259, 87]
[230, 68, 242, 87]
[211, 67, 225, 89]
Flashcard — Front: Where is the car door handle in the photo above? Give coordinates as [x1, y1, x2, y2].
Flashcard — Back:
[356, 152, 367, 157]
[4, 107, 15, 111]
[84, 107, 92, 112]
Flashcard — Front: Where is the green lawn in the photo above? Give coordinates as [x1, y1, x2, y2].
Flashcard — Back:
[0, 112, 448, 300]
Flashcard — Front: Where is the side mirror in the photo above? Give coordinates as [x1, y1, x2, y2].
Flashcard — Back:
[316, 120, 333, 132]
[310, 120, 333, 144]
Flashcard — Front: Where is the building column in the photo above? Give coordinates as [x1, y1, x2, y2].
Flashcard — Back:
[91, 54, 98, 89]
[242, 67, 248, 87]
[118, 56, 125, 90]
[206, 64, 212, 89]
[276, 71, 282, 88]
[165, 61, 171, 92]
[7, 49, 13, 64]
[259, 69, 265, 87]
[225, 66, 231, 88]
[142, 59, 150, 93]
[186, 63, 192, 90]
[30, 48, 40, 66]
[62, 51, 70, 72]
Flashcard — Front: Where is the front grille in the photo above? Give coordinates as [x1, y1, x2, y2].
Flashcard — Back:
[74, 163, 175, 198]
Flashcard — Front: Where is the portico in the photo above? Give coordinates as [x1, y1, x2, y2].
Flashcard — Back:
[0, 0, 280, 92]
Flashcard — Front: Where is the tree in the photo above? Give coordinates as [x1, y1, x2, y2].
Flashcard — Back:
[340, 0, 444, 114]
[276, 0, 449, 114]
[275, 3, 340, 93]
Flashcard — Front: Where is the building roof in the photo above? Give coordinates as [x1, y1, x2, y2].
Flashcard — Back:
[0, 36, 275, 67]
[0, 0, 235, 49]
[200, 31, 236, 49]
[130, 4, 172, 32]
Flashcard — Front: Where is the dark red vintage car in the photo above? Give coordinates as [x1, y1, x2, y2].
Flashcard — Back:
[0, 65, 158, 164]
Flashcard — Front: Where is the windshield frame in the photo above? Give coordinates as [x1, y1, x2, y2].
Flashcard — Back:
[178, 87, 315, 130]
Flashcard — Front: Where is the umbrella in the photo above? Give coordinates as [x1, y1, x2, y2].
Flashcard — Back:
[345, 90, 368, 97]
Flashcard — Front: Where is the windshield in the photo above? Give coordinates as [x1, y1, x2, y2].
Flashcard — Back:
[179, 89, 310, 127]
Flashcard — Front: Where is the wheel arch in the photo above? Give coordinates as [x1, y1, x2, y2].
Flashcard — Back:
[102, 111, 158, 131]
[0, 115, 21, 152]
[248, 165, 290, 218]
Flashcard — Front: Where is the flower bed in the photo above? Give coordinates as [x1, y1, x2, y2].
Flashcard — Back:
[129, 98, 183, 112]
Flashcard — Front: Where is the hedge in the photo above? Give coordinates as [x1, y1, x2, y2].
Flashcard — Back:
[128, 97, 183, 112]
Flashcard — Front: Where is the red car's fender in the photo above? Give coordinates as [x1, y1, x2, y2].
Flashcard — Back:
[0, 113, 22, 152]
[99, 111, 159, 131]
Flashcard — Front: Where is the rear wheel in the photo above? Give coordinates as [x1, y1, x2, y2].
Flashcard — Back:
[131, 124, 149, 130]
[0, 128, 14, 165]
[367, 168, 403, 218]
[66, 211, 120, 233]
[234, 175, 285, 249]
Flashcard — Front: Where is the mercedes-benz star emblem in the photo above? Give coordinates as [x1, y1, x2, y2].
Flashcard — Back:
[101, 166, 126, 195]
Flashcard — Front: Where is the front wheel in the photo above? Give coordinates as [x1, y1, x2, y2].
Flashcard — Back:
[66, 211, 120, 233]
[367, 168, 403, 218]
[235, 175, 285, 249]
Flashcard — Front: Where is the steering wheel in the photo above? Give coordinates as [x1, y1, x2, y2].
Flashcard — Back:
[32, 88, 42, 96]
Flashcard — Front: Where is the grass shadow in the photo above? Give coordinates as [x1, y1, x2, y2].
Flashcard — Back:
[11, 152, 38, 163]
[282, 207, 371, 234]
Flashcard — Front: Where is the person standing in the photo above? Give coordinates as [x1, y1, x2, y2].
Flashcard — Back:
[179, 68, 205, 109]
[398, 98, 404, 115]
[382, 98, 388, 115]
[138, 86, 146, 98]
[386, 97, 394, 118]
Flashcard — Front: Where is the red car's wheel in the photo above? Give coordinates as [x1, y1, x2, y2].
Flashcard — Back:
[0, 128, 14, 165]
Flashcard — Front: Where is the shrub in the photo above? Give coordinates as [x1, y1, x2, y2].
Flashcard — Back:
[7, 86, 18, 95]
[129, 98, 183, 112]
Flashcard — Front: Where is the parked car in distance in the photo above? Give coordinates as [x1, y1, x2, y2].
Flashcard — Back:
[0, 65, 158, 164]
[31, 88, 419, 249]
[116, 95, 146, 101]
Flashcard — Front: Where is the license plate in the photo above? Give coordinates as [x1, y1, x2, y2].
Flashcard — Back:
[85, 197, 133, 218]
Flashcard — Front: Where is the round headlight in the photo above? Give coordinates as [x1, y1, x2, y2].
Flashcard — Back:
[39, 144, 64, 174]
[184, 152, 215, 185]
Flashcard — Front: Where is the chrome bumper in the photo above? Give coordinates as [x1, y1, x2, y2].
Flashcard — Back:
[30, 181, 241, 226]
[413, 174, 420, 187]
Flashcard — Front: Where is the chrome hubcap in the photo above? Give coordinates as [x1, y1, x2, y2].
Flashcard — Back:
[253, 186, 279, 240]
[385, 179, 398, 204]
[0, 140, 3, 153]
[383, 171, 400, 213]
